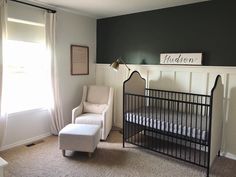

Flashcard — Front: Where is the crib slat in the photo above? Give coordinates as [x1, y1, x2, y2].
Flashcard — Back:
[148, 90, 150, 147]
[194, 96, 198, 164]
[152, 92, 158, 150]
[204, 97, 208, 167]
[167, 92, 170, 155]
[180, 93, 184, 159]
[163, 92, 166, 154]
[137, 95, 139, 146]
[176, 93, 179, 157]
[185, 94, 188, 161]
[171, 93, 174, 156]
[135, 95, 137, 145]
[199, 96, 203, 165]
[190, 96, 193, 162]
[152, 92, 155, 149]
[158, 91, 161, 151]
[160, 92, 164, 153]
[127, 95, 130, 141]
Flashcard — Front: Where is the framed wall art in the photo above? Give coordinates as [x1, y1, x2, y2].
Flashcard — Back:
[70, 45, 89, 75]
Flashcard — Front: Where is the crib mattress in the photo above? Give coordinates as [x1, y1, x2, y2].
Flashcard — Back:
[125, 106, 209, 141]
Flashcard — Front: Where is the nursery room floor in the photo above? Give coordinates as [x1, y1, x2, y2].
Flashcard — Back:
[0, 131, 236, 177]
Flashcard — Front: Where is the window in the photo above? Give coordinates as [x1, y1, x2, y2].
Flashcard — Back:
[4, 2, 51, 114]
[5, 40, 51, 113]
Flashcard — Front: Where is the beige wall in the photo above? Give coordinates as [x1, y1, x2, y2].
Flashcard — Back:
[56, 10, 96, 125]
[96, 64, 236, 159]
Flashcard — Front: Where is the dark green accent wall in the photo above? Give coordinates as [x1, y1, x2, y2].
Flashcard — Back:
[97, 1, 236, 66]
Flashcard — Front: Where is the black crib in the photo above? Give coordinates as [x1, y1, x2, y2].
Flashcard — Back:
[123, 71, 224, 177]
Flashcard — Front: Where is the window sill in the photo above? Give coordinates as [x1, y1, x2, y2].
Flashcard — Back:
[8, 107, 49, 118]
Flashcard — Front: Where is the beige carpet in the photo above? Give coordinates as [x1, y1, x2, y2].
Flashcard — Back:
[0, 131, 236, 177]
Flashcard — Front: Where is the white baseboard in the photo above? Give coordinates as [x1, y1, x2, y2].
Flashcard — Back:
[0, 132, 51, 151]
[221, 152, 236, 161]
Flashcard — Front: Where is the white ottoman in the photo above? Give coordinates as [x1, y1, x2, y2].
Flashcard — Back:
[59, 124, 101, 157]
[0, 157, 8, 177]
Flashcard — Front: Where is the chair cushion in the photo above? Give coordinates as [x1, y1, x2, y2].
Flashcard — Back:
[75, 113, 103, 128]
[83, 101, 107, 114]
[86, 85, 110, 104]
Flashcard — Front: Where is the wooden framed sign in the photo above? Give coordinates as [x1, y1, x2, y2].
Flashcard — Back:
[71, 45, 89, 75]
[160, 53, 202, 65]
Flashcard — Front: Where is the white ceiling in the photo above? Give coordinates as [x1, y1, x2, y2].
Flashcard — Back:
[34, 0, 208, 19]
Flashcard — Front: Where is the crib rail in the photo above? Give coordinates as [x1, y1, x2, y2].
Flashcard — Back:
[123, 90, 211, 168]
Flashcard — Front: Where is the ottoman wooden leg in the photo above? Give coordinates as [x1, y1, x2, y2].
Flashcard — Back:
[62, 150, 66, 157]
[88, 152, 92, 158]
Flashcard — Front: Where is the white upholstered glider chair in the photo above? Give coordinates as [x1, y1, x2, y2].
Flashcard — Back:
[72, 85, 114, 140]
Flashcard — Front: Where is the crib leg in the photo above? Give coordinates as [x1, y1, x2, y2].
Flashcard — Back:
[123, 129, 125, 148]
[218, 150, 220, 157]
[207, 167, 210, 177]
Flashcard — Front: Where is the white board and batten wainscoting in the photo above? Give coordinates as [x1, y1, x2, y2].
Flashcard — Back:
[96, 64, 236, 160]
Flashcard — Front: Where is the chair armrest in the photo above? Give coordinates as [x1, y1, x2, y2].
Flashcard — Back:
[102, 105, 111, 117]
[102, 88, 114, 120]
[72, 103, 83, 123]
[102, 88, 114, 139]
[102, 104, 112, 132]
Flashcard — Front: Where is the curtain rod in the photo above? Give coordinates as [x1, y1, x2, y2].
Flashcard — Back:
[9, 0, 56, 13]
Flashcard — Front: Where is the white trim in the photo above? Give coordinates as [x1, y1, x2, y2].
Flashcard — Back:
[221, 152, 236, 161]
[0, 132, 51, 151]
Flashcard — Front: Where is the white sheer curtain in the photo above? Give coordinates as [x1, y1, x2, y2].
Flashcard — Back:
[0, 0, 8, 147]
[45, 12, 64, 135]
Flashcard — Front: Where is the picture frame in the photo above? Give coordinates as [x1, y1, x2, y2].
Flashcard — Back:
[70, 45, 89, 75]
